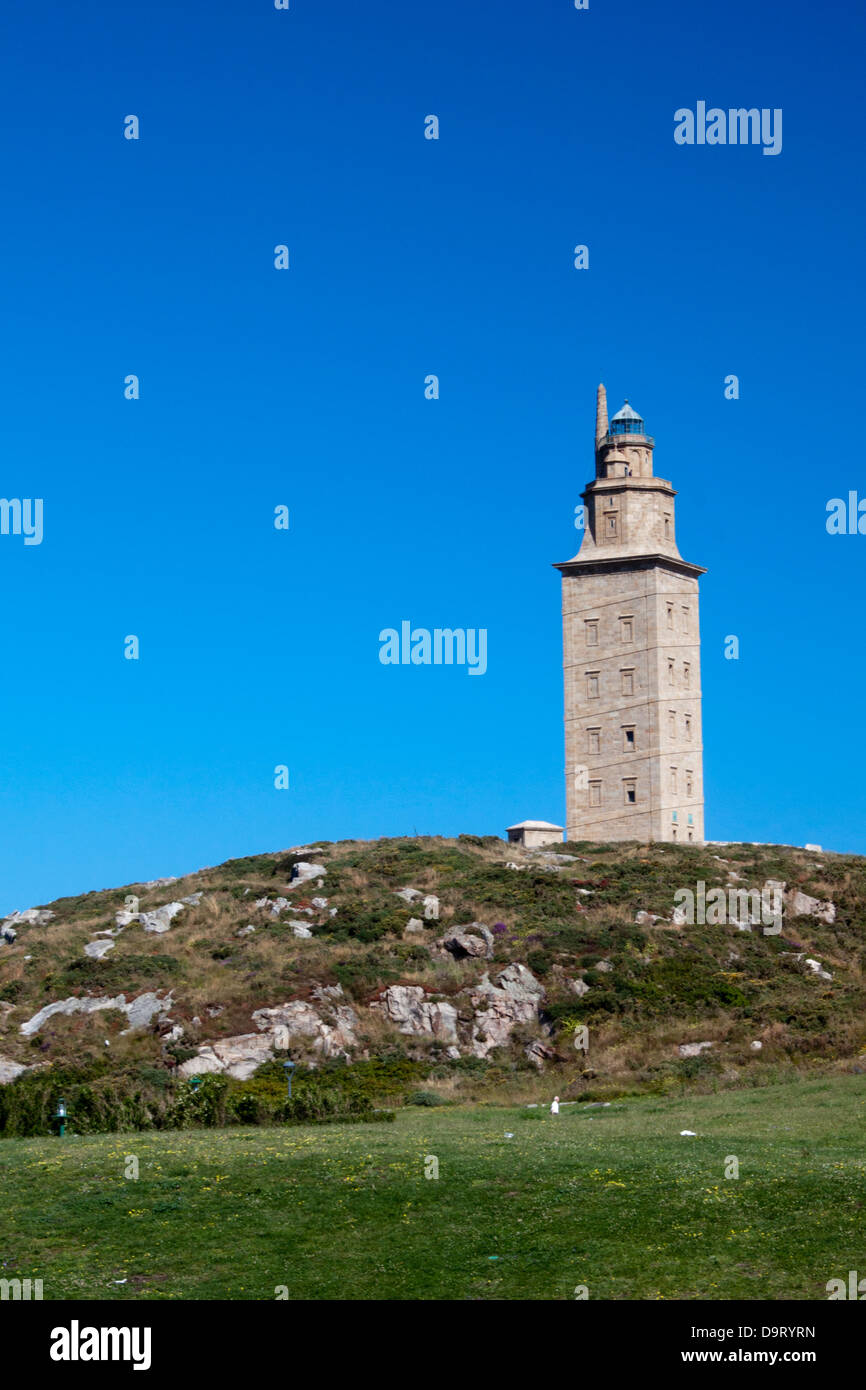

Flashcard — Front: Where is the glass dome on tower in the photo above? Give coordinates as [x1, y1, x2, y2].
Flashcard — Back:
[609, 400, 646, 437]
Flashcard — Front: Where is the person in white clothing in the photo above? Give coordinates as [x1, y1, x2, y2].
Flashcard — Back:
[550, 1095, 560, 1115]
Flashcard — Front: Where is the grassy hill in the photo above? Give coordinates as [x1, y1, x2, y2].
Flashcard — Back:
[1, 834, 865, 1134]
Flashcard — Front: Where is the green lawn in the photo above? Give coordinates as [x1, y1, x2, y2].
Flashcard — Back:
[2, 1075, 864, 1300]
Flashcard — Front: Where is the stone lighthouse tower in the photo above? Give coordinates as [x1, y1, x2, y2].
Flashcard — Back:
[554, 386, 706, 844]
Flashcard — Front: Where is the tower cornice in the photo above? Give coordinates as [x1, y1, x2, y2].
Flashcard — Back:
[553, 553, 707, 580]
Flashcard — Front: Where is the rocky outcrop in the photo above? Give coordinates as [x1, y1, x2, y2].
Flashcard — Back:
[524, 1039, 557, 1069]
[789, 891, 835, 925]
[2, 908, 54, 929]
[178, 1034, 274, 1081]
[463, 964, 545, 1058]
[177, 986, 359, 1078]
[255, 897, 290, 917]
[19, 991, 173, 1037]
[804, 957, 833, 981]
[84, 939, 116, 959]
[252, 987, 359, 1059]
[372, 986, 458, 1044]
[678, 1041, 715, 1058]
[0, 1055, 29, 1084]
[115, 900, 187, 933]
[433, 924, 494, 960]
[394, 888, 439, 919]
[290, 863, 326, 888]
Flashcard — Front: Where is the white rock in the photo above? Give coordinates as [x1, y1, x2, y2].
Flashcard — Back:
[236, 925, 256, 937]
[178, 1033, 274, 1081]
[750, 1040, 763, 1051]
[255, 896, 290, 918]
[19, 991, 173, 1037]
[311, 897, 328, 909]
[789, 891, 835, 925]
[804, 844, 822, 852]
[0, 1055, 29, 1084]
[678, 1041, 714, 1058]
[252, 997, 358, 1058]
[804, 957, 833, 982]
[495, 963, 545, 1001]
[373, 985, 458, 1044]
[84, 939, 116, 959]
[2, 908, 54, 928]
[290, 863, 326, 888]
[680, 1130, 697, 1137]
[140, 902, 186, 934]
[404, 917, 425, 934]
[394, 887, 423, 903]
[463, 965, 545, 1058]
[292, 923, 312, 938]
[423, 895, 439, 921]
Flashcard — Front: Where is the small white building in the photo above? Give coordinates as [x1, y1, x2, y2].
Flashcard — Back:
[506, 820, 564, 849]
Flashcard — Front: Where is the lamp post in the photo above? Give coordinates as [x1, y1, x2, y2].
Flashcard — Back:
[189, 1076, 202, 1093]
[53, 1097, 68, 1138]
[283, 1060, 296, 1100]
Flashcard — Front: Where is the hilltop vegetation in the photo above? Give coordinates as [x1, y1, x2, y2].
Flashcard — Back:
[1, 834, 865, 1135]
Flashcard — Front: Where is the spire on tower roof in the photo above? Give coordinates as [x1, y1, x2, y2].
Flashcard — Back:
[595, 383, 608, 446]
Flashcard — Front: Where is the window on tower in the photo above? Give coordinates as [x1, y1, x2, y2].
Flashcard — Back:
[587, 727, 601, 754]
[668, 659, 675, 685]
[685, 714, 692, 739]
[664, 514, 672, 540]
[686, 771, 693, 796]
[589, 781, 602, 807]
[670, 767, 678, 793]
[620, 616, 633, 642]
[666, 603, 674, 628]
[684, 663, 691, 688]
[623, 779, 637, 805]
[586, 671, 599, 698]
[623, 726, 635, 751]
[621, 668, 635, 696]
[585, 619, 599, 646]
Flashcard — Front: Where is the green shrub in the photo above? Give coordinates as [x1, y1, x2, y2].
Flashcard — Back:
[405, 1090, 451, 1107]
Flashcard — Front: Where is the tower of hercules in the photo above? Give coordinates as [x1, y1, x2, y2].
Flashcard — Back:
[554, 386, 706, 844]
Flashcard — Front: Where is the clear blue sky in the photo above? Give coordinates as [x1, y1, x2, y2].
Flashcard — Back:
[1, 0, 864, 914]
